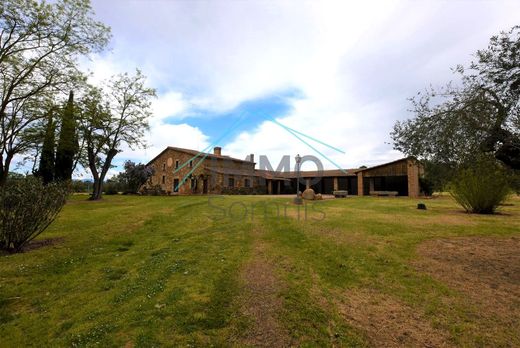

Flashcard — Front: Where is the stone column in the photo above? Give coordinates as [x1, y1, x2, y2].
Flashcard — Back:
[277, 181, 281, 195]
[333, 177, 338, 191]
[267, 180, 272, 194]
[369, 178, 374, 194]
[357, 172, 364, 196]
[407, 159, 420, 198]
[305, 178, 310, 190]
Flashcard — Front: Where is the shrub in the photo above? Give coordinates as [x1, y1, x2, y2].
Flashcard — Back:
[103, 182, 119, 195]
[419, 177, 434, 196]
[71, 180, 92, 193]
[422, 160, 456, 193]
[0, 177, 69, 252]
[449, 157, 511, 214]
[141, 184, 164, 196]
[221, 187, 254, 195]
[252, 186, 267, 195]
[508, 169, 520, 194]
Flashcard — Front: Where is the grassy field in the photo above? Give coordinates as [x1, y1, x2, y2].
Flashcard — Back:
[1, 194, 519, 347]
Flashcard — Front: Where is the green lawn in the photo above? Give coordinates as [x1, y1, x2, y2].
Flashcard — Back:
[1, 194, 519, 347]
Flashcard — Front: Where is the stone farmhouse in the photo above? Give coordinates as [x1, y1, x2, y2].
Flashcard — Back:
[145, 146, 423, 197]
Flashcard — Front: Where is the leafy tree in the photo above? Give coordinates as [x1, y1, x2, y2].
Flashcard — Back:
[55, 91, 78, 181]
[421, 160, 456, 193]
[79, 70, 156, 200]
[120, 160, 154, 193]
[37, 109, 56, 184]
[124, 160, 154, 193]
[392, 26, 520, 169]
[0, 0, 111, 186]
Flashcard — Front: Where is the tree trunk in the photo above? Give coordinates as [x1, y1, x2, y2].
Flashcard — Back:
[0, 167, 7, 187]
[0, 153, 13, 187]
[88, 148, 117, 201]
[90, 178, 103, 200]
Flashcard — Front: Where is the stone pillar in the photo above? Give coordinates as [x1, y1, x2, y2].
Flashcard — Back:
[407, 159, 420, 198]
[305, 178, 310, 190]
[277, 181, 281, 195]
[357, 172, 364, 196]
[369, 178, 374, 194]
[267, 180, 272, 194]
[333, 177, 338, 191]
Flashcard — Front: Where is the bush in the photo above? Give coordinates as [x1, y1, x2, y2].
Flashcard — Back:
[252, 185, 267, 195]
[103, 182, 119, 195]
[419, 177, 434, 196]
[141, 184, 164, 196]
[71, 180, 92, 193]
[449, 157, 511, 214]
[221, 187, 254, 195]
[220, 186, 269, 195]
[422, 160, 456, 193]
[508, 169, 520, 194]
[0, 177, 69, 252]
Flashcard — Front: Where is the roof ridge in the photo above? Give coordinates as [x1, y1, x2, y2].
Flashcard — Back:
[147, 146, 254, 165]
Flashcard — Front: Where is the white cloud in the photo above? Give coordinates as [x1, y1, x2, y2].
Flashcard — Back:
[83, 0, 520, 174]
[80, 53, 128, 86]
[150, 91, 187, 125]
[219, 0, 520, 169]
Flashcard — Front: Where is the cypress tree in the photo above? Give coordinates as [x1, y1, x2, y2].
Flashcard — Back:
[38, 110, 56, 184]
[55, 91, 78, 181]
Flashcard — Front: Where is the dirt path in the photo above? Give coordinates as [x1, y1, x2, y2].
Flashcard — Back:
[236, 235, 290, 347]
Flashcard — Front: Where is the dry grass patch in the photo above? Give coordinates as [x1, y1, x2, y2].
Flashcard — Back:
[336, 288, 451, 348]
[415, 237, 520, 346]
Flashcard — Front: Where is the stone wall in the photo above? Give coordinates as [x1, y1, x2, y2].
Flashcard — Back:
[145, 148, 258, 195]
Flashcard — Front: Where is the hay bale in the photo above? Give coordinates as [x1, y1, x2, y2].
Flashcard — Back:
[302, 188, 315, 200]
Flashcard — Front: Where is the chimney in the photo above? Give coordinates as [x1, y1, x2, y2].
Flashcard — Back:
[213, 146, 222, 156]
[249, 154, 254, 163]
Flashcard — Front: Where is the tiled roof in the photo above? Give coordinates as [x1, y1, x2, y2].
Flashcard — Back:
[256, 168, 358, 178]
[205, 167, 291, 181]
[355, 157, 414, 173]
[147, 146, 254, 166]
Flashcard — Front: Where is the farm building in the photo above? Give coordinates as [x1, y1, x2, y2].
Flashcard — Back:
[268, 157, 422, 197]
[144, 146, 423, 197]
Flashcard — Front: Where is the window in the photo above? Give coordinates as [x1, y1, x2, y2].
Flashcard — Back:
[173, 179, 179, 192]
[162, 163, 166, 171]
[162, 175, 165, 184]
[189, 160, 193, 168]
[244, 178, 250, 188]
[175, 160, 179, 169]
[191, 178, 197, 190]
[228, 177, 234, 187]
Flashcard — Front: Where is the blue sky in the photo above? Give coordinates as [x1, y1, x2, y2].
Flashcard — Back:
[175, 88, 301, 141]
[73, 0, 520, 178]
